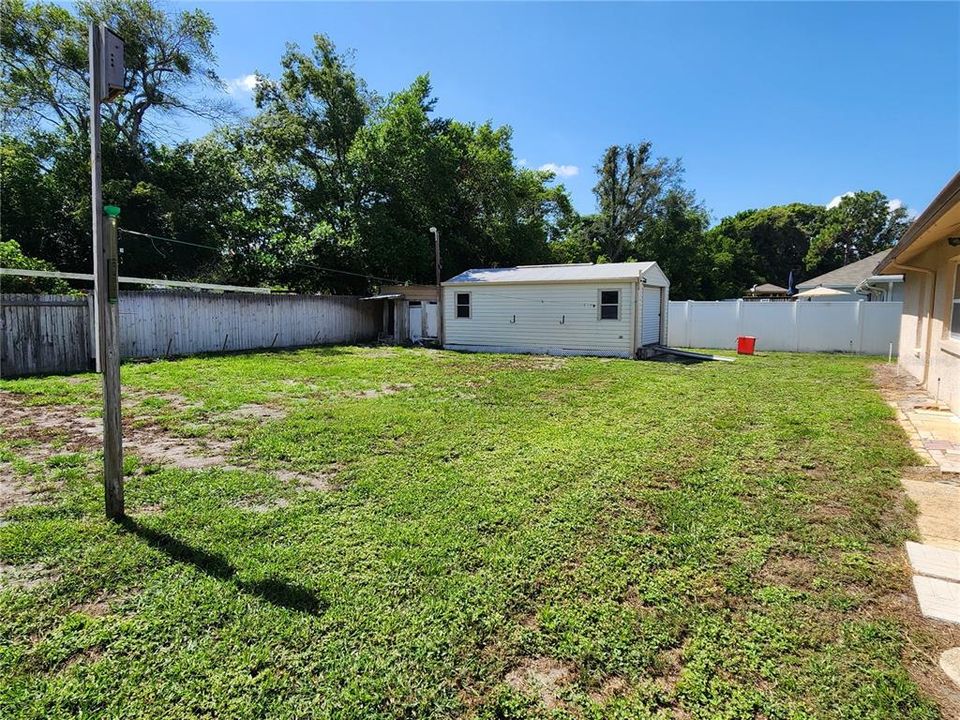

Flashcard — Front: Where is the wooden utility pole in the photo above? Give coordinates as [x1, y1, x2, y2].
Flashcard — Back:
[90, 22, 125, 519]
[431, 227, 443, 345]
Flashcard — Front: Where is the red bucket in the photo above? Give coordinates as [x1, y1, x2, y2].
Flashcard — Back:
[737, 336, 756, 355]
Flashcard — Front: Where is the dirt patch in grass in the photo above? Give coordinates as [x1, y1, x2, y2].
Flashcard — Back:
[124, 389, 197, 413]
[759, 553, 819, 591]
[0, 395, 101, 451]
[228, 404, 287, 421]
[133, 503, 164, 515]
[72, 594, 115, 617]
[505, 657, 575, 709]
[275, 468, 339, 492]
[0, 392, 338, 496]
[901, 464, 960, 487]
[486, 356, 568, 372]
[0, 471, 45, 513]
[588, 675, 629, 704]
[343, 383, 413, 400]
[130, 435, 234, 470]
[1, 391, 233, 471]
[61, 646, 104, 671]
[872, 364, 935, 405]
[0, 562, 60, 590]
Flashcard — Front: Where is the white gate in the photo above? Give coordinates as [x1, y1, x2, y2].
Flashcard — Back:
[425, 302, 438, 338]
[641, 286, 662, 345]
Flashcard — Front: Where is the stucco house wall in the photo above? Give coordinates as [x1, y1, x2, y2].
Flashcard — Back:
[878, 172, 960, 412]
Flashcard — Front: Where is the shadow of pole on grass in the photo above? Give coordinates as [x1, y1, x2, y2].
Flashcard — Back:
[118, 517, 324, 615]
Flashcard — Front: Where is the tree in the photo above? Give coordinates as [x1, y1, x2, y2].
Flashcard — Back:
[805, 191, 910, 275]
[1, 0, 232, 281]
[0, 239, 71, 292]
[232, 33, 373, 292]
[592, 142, 681, 262]
[239, 54, 571, 292]
[635, 189, 711, 299]
[704, 203, 827, 298]
[1, 0, 225, 148]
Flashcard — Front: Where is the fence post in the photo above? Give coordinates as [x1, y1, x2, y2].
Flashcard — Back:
[86, 292, 99, 371]
[793, 300, 800, 352]
[856, 300, 864, 354]
[736, 299, 743, 340]
[685, 300, 692, 347]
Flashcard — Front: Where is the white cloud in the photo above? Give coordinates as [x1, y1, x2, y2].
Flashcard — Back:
[226, 74, 258, 95]
[538, 163, 579, 178]
[887, 198, 904, 212]
[826, 191, 854, 209]
[517, 158, 528, 167]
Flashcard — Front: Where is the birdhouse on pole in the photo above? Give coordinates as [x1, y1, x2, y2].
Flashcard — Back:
[99, 25, 125, 103]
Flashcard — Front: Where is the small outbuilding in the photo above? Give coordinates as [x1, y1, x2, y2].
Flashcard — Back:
[365, 284, 439, 344]
[441, 262, 670, 358]
[743, 283, 791, 301]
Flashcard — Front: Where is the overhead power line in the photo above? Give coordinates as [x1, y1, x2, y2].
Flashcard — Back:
[0, 267, 272, 294]
[117, 228, 404, 285]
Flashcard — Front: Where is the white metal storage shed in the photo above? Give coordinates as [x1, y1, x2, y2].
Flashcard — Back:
[441, 262, 670, 358]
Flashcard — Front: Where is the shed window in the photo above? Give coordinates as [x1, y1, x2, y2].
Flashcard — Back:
[456, 292, 471, 319]
[599, 290, 620, 320]
[951, 266, 960, 338]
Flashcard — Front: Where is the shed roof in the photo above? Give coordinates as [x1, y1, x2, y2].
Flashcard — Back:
[443, 262, 664, 286]
[747, 283, 789, 294]
[796, 250, 898, 289]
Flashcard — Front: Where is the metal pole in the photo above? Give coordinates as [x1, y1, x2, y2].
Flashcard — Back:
[90, 22, 124, 519]
[431, 227, 442, 346]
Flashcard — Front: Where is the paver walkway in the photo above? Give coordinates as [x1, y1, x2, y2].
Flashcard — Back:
[880, 367, 960, 558]
[874, 364, 960, 691]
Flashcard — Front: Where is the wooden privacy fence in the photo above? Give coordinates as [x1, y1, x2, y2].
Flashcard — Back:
[0, 295, 91, 377]
[667, 299, 903, 354]
[1, 291, 381, 377]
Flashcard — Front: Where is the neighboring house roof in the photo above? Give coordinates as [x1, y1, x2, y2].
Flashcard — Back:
[796, 249, 900, 290]
[876, 171, 960, 274]
[443, 262, 667, 286]
[747, 283, 788, 294]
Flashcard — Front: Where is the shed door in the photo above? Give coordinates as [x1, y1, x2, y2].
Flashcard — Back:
[424, 302, 438, 338]
[409, 302, 423, 341]
[641, 286, 663, 345]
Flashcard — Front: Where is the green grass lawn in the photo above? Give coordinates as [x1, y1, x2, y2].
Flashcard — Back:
[0, 347, 946, 718]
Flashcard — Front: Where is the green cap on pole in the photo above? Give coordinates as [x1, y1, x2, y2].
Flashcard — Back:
[103, 205, 121, 218]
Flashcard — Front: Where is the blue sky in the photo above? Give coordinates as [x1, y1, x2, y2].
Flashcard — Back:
[187, 1, 958, 221]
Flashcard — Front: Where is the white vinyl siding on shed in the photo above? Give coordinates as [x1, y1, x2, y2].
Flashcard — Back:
[443, 282, 636, 357]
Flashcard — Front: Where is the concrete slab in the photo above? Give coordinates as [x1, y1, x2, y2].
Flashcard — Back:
[913, 575, 960, 624]
[941, 647, 960, 691]
[907, 542, 960, 582]
[900, 479, 960, 551]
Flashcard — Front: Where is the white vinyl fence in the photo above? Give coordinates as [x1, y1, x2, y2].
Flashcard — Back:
[1, 291, 380, 377]
[667, 300, 902, 354]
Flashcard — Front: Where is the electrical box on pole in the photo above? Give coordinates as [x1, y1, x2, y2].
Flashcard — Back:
[89, 22, 125, 520]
